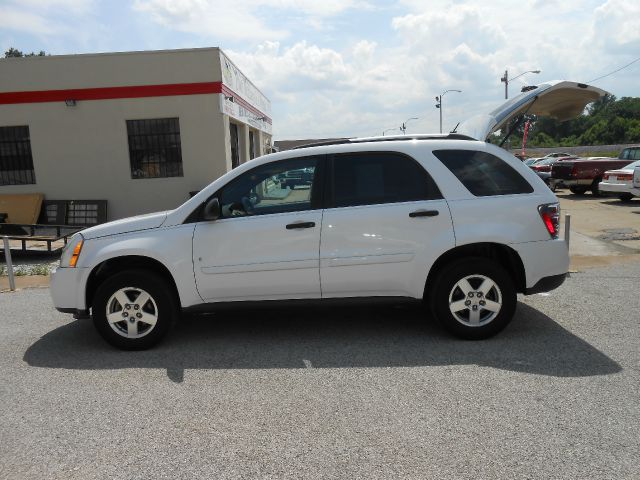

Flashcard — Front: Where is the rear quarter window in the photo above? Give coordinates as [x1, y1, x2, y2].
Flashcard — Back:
[433, 149, 534, 196]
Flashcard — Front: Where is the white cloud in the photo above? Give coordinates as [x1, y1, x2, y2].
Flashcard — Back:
[132, 0, 287, 42]
[0, 0, 95, 37]
[132, 0, 371, 41]
[587, 0, 640, 55]
[0, 8, 62, 36]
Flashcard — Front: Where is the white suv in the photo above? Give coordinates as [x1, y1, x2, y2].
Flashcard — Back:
[51, 80, 606, 349]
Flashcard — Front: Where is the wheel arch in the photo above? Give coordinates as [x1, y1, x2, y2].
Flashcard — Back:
[85, 255, 181, 311]
[424, 242, 527, 298]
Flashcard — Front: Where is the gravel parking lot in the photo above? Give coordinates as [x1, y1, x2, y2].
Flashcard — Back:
[1, 259, 639, 479]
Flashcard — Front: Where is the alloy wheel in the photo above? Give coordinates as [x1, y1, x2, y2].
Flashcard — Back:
[448, 274, 503, 327]
[106, 287, 159, 339]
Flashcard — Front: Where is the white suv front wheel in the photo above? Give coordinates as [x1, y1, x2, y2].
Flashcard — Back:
[92, 269, 177, 350]
[432, 258, 516, 339]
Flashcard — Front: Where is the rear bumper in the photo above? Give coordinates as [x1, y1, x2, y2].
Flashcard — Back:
[524, 272, 567, 295]
[511, 238, 569, 292]
[550, 178, 591, 188]
[599, 182, 633, 194]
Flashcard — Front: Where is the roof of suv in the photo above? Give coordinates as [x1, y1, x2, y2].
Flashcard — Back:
[293, 133, 476, 150]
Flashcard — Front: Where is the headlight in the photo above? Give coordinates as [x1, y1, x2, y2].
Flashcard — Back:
[60, 234, 84, 268]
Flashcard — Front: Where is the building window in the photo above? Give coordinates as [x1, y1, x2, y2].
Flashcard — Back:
[249, 130, 257, 160]
[0, 126, 36, 186]
[229, 123, 240, 168]
[126, 118, 183, 179]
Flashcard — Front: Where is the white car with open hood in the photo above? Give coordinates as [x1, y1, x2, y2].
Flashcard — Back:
[51, 80, 606, 349]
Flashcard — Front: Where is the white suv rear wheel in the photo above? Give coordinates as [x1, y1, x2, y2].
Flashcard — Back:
[432, 257, 516, 339]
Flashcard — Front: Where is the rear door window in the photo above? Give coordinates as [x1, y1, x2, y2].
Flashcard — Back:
[329, 152, 442, 208]
[433, 149, 534, 196]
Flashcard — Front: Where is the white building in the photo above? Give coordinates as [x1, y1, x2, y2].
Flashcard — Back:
[0, 47, 272, 220]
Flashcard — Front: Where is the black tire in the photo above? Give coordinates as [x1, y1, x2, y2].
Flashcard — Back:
[430, 258, 517, 340]
[618, 193, 634, 202]
[569, 186, 588, 195]
[591, 179, 602, 196]
[92, 269, 177, 350]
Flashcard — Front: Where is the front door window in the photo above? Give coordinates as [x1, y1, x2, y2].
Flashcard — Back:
[219, 157, 319, 218]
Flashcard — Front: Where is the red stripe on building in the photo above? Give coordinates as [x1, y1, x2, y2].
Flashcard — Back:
[0, 81, 272, 124]
[0, 82, 223, 104]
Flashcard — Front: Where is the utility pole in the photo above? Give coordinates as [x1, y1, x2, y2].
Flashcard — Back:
[435, 89, 462, 133]
[400, 117, 418, 135]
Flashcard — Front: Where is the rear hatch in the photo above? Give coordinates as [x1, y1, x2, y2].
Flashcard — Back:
[458, 81, 608, 141]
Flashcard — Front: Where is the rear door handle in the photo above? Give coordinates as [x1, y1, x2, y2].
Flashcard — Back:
[409, 210, 439, 218]
[286, 221, 316, 229]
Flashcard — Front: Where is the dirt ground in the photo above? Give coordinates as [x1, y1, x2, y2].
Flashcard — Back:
[556, 189, 640, 270]
[2, 190, 640, 292]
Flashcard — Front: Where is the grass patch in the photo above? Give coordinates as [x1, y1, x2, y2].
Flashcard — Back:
[0, 263, 53, 276]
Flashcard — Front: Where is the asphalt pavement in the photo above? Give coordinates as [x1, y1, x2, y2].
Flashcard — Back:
[0, 262, 639, 479]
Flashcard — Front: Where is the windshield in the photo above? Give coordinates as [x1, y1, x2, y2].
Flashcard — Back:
[619, 148, 640, 160]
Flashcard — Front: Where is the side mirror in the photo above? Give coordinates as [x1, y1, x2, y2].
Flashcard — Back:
[202, 197, 221, 221]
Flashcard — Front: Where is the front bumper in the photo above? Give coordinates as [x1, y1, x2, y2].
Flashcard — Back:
[50, 266, 89, 312]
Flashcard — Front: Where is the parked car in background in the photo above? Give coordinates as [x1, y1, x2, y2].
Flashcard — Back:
[277, 167, 314, 190]
[529, 158, 556, 184]
[599, 159, 640, 201]
[544, 152, 573, 159]
[524, 153, 574, 166]
[550, 157, 635, 195]
[529, 156, 577, 186]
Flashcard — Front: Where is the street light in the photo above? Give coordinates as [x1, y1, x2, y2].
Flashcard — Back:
[400, 117, 419, 135]
[382, 127, 400, 136]
[500, 69, 541, 99]
[435, 89, 462, 134]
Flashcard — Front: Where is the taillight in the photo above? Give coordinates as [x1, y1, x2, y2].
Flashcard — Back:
[538, 203, 560, 239]
[618, 173, 633, 181]
[603, 174, 609, 180]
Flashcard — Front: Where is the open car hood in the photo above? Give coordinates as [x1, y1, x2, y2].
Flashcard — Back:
[457, 80, 608, 141]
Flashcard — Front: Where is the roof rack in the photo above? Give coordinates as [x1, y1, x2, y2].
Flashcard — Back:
[293, 133, 475, 150]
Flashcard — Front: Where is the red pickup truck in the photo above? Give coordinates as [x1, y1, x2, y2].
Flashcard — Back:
[550, 157, 634, 195]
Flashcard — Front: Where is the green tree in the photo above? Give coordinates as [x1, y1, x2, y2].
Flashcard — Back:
[526, 95, 640, 147]
[4, 47, 47, 58]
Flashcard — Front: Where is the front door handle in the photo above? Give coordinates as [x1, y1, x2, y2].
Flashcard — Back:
[286, 221, 316, 229]
[409, 210, 439, 218]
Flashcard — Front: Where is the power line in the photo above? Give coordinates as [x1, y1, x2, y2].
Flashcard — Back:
[588, 56, 640, 83]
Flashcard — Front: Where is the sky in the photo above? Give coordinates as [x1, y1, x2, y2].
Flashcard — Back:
[1, 0, 639, 140]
